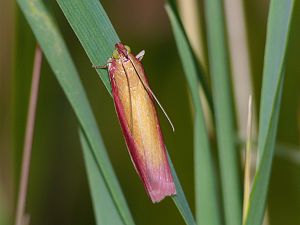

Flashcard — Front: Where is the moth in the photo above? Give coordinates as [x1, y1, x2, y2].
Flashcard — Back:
[94, 43, 176, 203]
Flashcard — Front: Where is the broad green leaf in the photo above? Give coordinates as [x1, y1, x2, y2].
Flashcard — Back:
[202, 0, 242, 224]
[166, 1, 221, 225]
[245, 1, 296, 225]
[56, 0, 195, 223]
[79, 130, 124, 225]
[17, 0, 133, 224]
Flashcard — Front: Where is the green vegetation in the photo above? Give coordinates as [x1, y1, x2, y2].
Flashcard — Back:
[0, 0, 299, 225]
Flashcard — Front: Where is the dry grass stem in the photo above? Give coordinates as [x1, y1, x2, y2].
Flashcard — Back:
[15, 45, 42, 225]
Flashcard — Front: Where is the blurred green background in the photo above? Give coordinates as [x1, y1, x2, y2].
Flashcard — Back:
[0, 0, 299, 225]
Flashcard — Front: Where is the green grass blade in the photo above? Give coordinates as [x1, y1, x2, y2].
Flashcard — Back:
[79, 129, 124, 225]
[56, 0, 194, 222]
[57, 0, 119, 93]
[245, 1, 296, 225]
[168, 153, 196, 225]
[166, 2, 221, 225]
[17, 0, 134, 224]
[257, 0, 295, 161]
[242, 96, 253, 224]
[203, 0, 242, 224]
[167, 1, 213, 113]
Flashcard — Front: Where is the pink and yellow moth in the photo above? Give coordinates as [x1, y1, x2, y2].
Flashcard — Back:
[94, 43, 176, 203]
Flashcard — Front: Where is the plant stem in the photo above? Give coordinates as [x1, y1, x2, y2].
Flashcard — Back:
[14, 45, 42, 225]
[243, 95, 253, 224]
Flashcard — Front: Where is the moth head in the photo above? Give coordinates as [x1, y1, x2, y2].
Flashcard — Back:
[114, 43, 131, 59]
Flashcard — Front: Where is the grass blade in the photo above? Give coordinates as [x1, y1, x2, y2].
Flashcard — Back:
[11, 9, 36, 225]
[166, 2, 221, 225]
[223, 0, 257, 140]
[177, 0, 207, 68]
[79, 130, 124, 225]
[56, 0, 194, 222]
[57, 0, 119, 93]
[168, 153, 196, 225]
[203, 0, 242, 224]
[17, 0, 134, 224]
[165, 1, 213, 113]
[257, 0, 295, 162]
[242, 96, 253, 224]
[245, 1, 296, 225]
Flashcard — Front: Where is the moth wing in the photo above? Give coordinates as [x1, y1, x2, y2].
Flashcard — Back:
[109, 57, 176, 202]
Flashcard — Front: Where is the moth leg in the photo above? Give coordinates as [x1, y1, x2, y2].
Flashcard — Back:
[136, 50, 145, 61]
[92, 64, 107, 69]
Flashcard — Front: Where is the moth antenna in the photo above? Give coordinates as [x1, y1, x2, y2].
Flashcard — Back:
[129, 58, 175, 132]
[136, 50, 145, 61]
[144, 83, 175, 132]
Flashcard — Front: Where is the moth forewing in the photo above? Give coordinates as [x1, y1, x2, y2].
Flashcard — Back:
[100, 42, 176, 203]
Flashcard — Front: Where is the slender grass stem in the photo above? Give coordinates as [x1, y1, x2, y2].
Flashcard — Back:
[243, 95, 253, 224]
[14, 45, 42, 225]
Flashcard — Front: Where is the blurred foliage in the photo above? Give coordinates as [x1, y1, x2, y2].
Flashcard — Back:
[0, 0, 299, 225]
